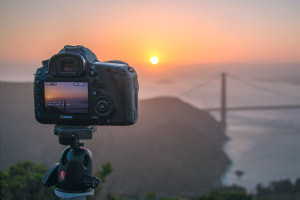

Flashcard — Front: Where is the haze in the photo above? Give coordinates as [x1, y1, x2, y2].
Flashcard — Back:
[0, 0, 299, 82]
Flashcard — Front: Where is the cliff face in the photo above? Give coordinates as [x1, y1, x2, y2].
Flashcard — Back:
[0, 82, 230, 196]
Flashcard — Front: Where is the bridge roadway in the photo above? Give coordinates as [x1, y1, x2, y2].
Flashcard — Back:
[203, 104, 300, 112]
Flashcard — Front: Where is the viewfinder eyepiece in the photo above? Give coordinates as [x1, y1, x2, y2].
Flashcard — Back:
[49, 54, 86, 77]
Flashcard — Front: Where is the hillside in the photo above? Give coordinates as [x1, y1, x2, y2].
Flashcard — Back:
[0, 82, 230, 196]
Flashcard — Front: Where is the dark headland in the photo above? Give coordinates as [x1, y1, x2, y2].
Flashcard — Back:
[0, 82, 230, 196]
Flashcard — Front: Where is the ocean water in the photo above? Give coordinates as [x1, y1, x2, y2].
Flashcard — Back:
[140, 66, 300, 191]
[222, 109, 300, 192]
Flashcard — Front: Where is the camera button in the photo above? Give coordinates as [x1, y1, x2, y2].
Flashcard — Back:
[37, 70, 42, 75]
[128, 67, 134, 72]
[36, 109, 41, 116]
[95, 98, 113, 116]
[98, 103, 107, 112]
[89, 70, 97, 77]
[35, 87, 41, 93]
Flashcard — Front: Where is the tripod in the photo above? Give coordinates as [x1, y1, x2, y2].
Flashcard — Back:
[42, 125, 100, 200]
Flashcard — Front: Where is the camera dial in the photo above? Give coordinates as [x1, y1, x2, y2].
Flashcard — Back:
[95, 97, 113, 117]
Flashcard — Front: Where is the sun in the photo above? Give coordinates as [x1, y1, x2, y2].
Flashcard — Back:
[150, 56, 159, 64]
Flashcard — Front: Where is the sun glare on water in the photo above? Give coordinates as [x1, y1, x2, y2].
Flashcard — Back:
[150, 56, 159, 64]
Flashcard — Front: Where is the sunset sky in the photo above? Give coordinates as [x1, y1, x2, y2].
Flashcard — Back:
[44, 82, 88, 102]
[0, 0, 299, 81]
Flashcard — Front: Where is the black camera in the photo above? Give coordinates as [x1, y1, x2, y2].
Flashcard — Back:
[34, 45, 138, 125]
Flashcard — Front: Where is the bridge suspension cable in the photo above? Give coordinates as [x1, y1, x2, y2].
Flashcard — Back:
[182, 74, 219, 95]
[227, 73, 300, 101]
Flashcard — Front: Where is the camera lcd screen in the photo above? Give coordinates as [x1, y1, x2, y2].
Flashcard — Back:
[44, 82, 88, 114]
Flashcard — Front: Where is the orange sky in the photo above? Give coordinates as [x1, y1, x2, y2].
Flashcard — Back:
[0, 0, 299, 79]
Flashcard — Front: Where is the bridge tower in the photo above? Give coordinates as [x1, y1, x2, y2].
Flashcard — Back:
[221, 73, 227, 129]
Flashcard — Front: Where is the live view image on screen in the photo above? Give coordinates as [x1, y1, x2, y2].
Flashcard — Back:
[44, 82, 88, 114]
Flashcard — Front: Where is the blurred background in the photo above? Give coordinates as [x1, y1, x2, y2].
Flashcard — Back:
[1, 0, 300, 199]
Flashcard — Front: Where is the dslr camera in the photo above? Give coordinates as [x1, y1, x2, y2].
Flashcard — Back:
[34, 45, 138, 125]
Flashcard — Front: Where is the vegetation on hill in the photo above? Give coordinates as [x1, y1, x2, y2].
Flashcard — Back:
[0, 161, 113, 200]
[2, 161, 300, 200]
[0, 161, 57, 200]
[255, 179, 300, 200]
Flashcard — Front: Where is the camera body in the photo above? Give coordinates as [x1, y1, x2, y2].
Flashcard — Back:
[34, 45, 138, 125]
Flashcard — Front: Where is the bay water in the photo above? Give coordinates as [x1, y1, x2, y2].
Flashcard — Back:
[140, 65, 300, 191]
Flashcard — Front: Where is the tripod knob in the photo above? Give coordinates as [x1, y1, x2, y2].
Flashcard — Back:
[82, 176, 100, 189]
[42, 163, 59, 187]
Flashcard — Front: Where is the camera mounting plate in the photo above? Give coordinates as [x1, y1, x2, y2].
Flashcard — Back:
[54, 125, 97, 147]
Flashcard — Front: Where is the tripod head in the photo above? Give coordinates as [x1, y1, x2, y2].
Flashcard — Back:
[42, 125, 99, 199]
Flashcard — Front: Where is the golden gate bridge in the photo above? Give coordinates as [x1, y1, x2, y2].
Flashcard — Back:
[183, 73, 300, 128]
